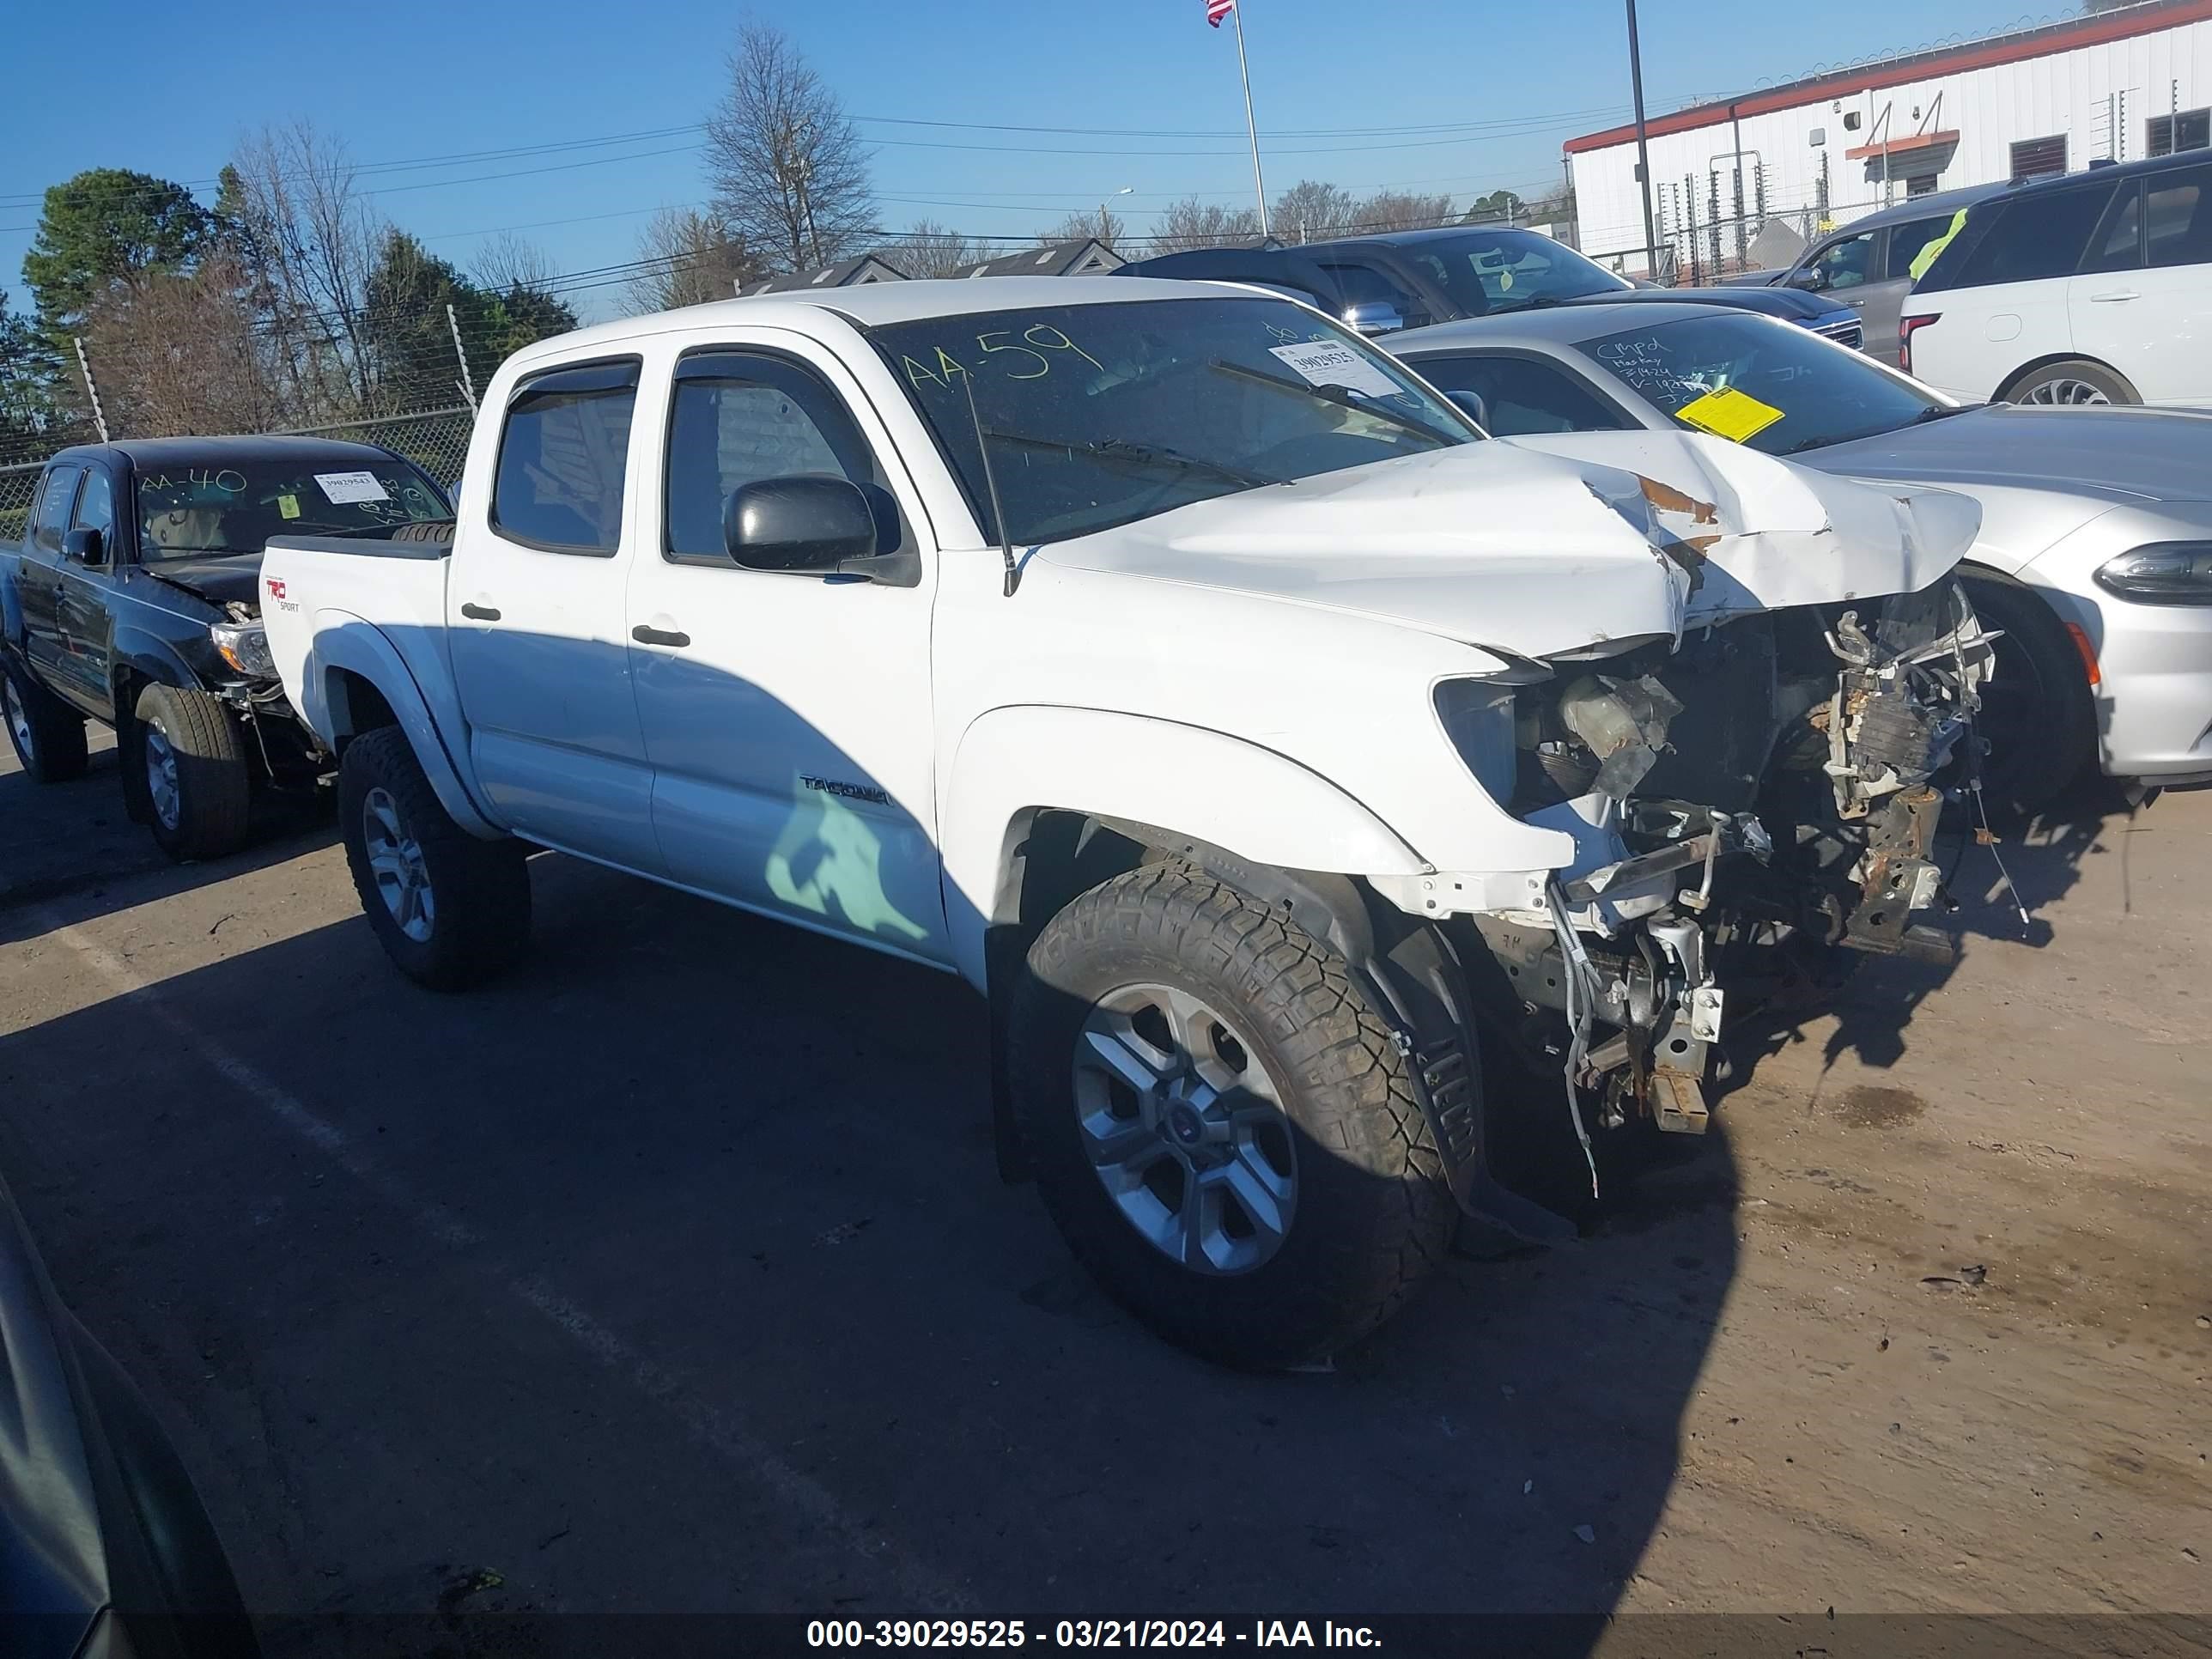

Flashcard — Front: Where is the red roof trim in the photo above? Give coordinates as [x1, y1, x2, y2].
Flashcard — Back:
[1844, 127, 1960, 161]
[1565, 0, 2212, 155]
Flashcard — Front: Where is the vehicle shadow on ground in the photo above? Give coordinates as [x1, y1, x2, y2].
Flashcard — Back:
[4, 854, 1735, 1651]
[1711, 775, 2149, 1097]
[0, 744, 333, 949]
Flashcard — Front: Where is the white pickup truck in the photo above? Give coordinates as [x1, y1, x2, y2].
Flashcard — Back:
[261, 276, 1991, 1368]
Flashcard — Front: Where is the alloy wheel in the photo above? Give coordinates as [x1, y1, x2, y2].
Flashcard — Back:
[1072, 981, 1297, 1275]
[2020, 377, 2112, 406]
[362, 786, 435, 943]
[144, 723, 181, 830]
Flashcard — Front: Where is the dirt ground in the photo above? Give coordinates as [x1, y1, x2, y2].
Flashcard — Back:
[1, 737, 2204, 1653]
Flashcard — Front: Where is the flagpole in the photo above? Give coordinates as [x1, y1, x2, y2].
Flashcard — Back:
[1230, 3, 1271, 235]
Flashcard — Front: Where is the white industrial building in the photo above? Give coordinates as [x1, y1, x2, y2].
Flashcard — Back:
[1565, 0, 2212, 279]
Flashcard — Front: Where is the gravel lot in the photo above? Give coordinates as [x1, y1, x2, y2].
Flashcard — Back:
[2, 737, 2205, 1652]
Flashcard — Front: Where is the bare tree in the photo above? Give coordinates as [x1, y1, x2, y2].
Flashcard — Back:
[705, 21, 874, 272]
[1036, 207, 1124, 249]
[623, 208, 762, 314]
[1347, 190, 1457, 234]
[81, 252, 285, 437]
[471, 232, 562, 295]
[220, 121, 384, 419]
[1271, 180, 1358, 244]
[1148, 196, 1264, 255]
[881, 220, 993, 279]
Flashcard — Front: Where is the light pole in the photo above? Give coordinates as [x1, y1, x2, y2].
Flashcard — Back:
[1626, 0, 1660, 280]
[1099, 185, 1132, 245]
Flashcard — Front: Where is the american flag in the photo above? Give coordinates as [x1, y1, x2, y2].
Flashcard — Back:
[1206, 0, 1234, 25]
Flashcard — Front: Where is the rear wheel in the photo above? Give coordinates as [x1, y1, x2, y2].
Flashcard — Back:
[2002, 358, 2137, 407]
[132, 683, 251, 861]
[1011, 864, 1456, 1369]
[337, 726, 531, 990]
[3, 656, 89, 782]
[1959, 570, 2095, 817]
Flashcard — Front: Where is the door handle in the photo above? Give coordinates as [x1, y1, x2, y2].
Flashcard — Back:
[631, 624, 691, 647]
[459, 602, 501, 621]
[2089, 289, 2141, 302]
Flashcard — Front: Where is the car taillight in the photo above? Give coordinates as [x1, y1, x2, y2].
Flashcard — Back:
[1899, 313, 1940, 374]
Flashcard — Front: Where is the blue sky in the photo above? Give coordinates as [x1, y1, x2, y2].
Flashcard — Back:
[2, 0, 2042, 319]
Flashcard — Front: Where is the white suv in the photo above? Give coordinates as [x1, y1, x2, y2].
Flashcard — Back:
[1899, 152, 2212, 406]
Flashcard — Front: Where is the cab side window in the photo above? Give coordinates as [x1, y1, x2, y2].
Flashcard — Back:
[663, 350, 898, 562]
[72, 469, 115, 550]
[1808, 230, 1877, 289]
[492, 359, 640, 554]
[1885, 216, 1955, 279]
[33, 466, 81, 555]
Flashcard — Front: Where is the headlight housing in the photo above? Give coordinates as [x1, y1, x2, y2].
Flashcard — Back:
[1434, 678, 1520, 804]
[210, 620, 276, 678]
[2094, 542, 2212, 606]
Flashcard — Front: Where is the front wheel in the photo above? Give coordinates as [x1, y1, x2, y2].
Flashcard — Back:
[1010, 865, 1457, 1370]
[132, 683, 251, 861]
[1959, 571, 2096, 817]
[3, 656, 89, 782]
[337, 726, 531, 990]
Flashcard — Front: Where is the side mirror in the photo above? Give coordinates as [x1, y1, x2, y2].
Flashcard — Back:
[1343, 301, 1407, 337]
[723, 476, 878, 574]
[62, 526, 105, 565]
[1787, 266, 1830, 293]
[1444, 389, 1492, 430]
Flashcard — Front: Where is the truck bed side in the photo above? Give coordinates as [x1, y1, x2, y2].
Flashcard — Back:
[261, 528, 501, 836]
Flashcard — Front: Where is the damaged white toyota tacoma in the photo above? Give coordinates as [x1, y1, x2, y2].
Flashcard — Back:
[258, 277, 1992, 1369]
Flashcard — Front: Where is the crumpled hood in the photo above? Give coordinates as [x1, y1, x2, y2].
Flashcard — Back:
[142, 554, 264, 611]
[1041, 430, 1981, 660]
[1798, 404, 2212, 505]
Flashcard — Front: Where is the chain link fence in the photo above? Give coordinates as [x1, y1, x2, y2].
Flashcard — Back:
[0, 405, 476, 545]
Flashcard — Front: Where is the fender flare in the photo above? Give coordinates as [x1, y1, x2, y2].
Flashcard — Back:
[939, 704, 1429, 988]
[305, 612, 501, 838]
[109, 629, 198, 700]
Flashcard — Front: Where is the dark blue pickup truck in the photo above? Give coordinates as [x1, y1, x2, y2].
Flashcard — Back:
[3, 434, 450, 860]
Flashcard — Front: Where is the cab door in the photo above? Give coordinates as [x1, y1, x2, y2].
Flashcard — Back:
[447, 356, 665, 874]
[624, 338, 947, 963]
[2069, 161, 2212, 403]
[50, 463, 120, 715]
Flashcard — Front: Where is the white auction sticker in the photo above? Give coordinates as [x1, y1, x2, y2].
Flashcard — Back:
[1266, 340, 1403, 400]
[314, 470, 389, 504]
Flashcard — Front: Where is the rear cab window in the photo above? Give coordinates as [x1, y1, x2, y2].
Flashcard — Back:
[492, 359, 641, 554]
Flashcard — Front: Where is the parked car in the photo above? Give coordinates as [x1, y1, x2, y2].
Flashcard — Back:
[1753, 185, 2010, 363]
[1899, 151, 2212, 404]
[260, 277, 1991, 1368]
[1385, 301, 2212, 808]
[2, 437, 451, 860]
[1116, 226, 1870, 349]
[0, 1164, 258, 1659]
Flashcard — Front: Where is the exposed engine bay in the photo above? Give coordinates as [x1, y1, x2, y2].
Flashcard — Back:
[1466, 582, 1996, 1151]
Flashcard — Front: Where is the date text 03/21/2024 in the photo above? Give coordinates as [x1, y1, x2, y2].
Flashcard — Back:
[805, 1621, 1382, 1650]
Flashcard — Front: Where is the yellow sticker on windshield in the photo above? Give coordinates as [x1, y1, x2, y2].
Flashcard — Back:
[277, 493, 301, 520]
[1675, 386, 1784, 444]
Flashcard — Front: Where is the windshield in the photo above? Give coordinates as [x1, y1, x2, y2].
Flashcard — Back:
[1577, 312, 1947, 456]
[868, 297, 1477, 545]
[136, 456, 450, 559]
[1394, 230, 1632, 317]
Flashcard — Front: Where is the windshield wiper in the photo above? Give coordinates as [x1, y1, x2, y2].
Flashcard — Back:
[979, 427, 1281, 489]
[1911, 403, 1979, 423]
[1206, 358, 1464, 447]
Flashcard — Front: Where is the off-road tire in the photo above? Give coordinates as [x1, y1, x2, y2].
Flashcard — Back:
[1011, 863, 1456, 1370]
[3, 654, 89, 782]
[2000, 357, 2138, 407]
[133, 683, 251, 861]
[1959, 569, 2095, 817]
[337, 726, 531, 991]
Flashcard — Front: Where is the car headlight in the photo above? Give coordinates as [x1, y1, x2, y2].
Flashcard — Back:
[2094, 542, 2212, 606]
[210, 621, 276, 678]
